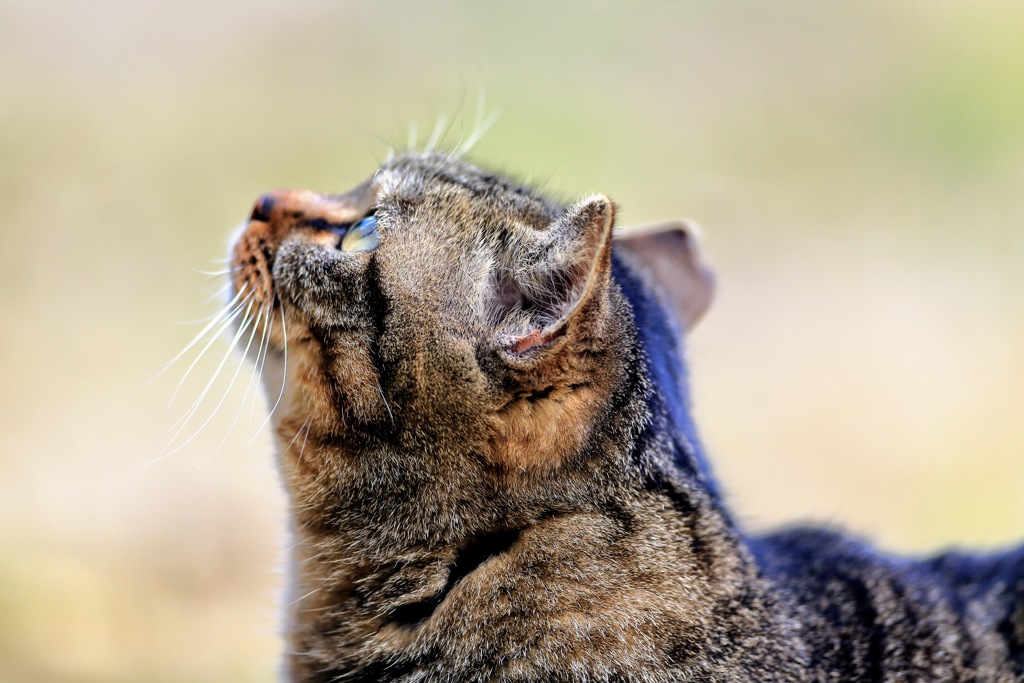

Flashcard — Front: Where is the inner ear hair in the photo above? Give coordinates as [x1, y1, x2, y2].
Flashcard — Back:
[613, 220, 715, 333]
[499, 195, 616, 355]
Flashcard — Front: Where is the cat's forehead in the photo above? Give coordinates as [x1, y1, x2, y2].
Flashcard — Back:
[373, 153, 558, 233]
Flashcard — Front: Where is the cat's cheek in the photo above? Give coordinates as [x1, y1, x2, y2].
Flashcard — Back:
[485, 387, 601, 473]
[274, 338, 387, 441]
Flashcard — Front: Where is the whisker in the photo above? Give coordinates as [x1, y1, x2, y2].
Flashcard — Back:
[164, 292, 251, 412]
[472, 88, 486, 136]
[155, 298, 256, 443]
[149, 284, 247, 382]
[407, 120, 418, 151]
[289, 587, 322, 607]
[158, 301, 267, 461]
[298, 418, 312, 466]
[249, 299, 275, 421]
[201, 281, 233, 306]
[198, 304, 271, 464]
[176, 286, 236, 326]
[285, 414, 312, 452]
[454, 89, 486, 157]
[251, 300, 289, 440]
[377, 383, 394, 426]
[174, 310, 228, 326]
[282, 415, 313, 467]
[460, 109, 499, 156]
[142, 286, 247, 397]
[191, 266, 235, 276]
[425, 113, 449, 152]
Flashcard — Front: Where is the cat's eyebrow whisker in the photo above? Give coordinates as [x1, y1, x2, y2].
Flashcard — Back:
[407, 120, 418, 151]
[459, 109, 499, 156]
[453, 90, 495, 157]
[472, 88, 486, 137]
[424, 113, 449, 153]
[448, 123, 466, 162]
[173, 309, 230, 326]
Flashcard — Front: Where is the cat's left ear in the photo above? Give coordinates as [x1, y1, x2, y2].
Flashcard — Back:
[613, 220, 715, 332]
[500, 195, 615, 355]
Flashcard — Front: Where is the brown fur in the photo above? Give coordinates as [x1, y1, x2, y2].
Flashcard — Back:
[226, 151, 1024, 682]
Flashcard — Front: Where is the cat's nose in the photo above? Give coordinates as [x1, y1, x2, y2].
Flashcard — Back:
[249, 196, 272, 223]
[249, 189, 323, 224]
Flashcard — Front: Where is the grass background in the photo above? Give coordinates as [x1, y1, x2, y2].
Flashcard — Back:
[2, 1, 1023, 680]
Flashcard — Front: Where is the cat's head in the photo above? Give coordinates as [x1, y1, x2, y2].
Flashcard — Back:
[228, 152, 713, 535]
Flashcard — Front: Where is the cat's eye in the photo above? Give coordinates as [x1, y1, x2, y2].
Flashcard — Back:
[341, 214, 380, 253]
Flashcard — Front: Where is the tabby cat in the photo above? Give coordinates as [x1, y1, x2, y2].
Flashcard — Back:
[227, 151, 1024, 681]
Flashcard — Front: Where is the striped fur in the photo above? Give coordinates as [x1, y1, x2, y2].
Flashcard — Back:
[228, 152, 1024, 682]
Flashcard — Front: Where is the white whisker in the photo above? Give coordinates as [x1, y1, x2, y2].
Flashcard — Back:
[198, 304, 271, 464]
[425, 113, 449, 152]
[174, 309, 229, 326]
[176, 286, 236, 325]
[158, 300, 267, 462]
[297, 418, 312, 465]
[377, 384, 394, 426]
[282, 415, 314, 468]
[407, 120, 418, 151]
[164, 293, 251, 412]
[249, 299, 275, 421]
[290, 587, 322, 607]
[201, 281, 233, 306]
[460, 109, 499, 156]
[285, 415, 312, 452]
[251, 300, 289, 440]
[191, 267, 235, 276]
[155, 299, 256, 445]
[472, 89, 486, 135]
[145, 286, 248, 388]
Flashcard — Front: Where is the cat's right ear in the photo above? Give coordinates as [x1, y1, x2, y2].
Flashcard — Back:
[614, 220, 715, 332]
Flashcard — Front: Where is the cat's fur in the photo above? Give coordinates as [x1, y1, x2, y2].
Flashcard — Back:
[228, 152, 1024, 681]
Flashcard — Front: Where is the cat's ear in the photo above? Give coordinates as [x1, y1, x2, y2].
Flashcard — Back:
[499, 195, 615, 355]
[614, 220, 715, 332]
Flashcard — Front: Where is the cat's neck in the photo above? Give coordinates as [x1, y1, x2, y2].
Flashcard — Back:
[270, 346, 763, 681]
[277, 469, 768, 682]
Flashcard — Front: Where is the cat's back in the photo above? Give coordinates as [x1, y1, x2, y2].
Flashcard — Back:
[754, 527, 1024, 680]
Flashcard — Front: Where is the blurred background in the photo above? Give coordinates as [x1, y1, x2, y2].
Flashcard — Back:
[2, 0, 1023, 680]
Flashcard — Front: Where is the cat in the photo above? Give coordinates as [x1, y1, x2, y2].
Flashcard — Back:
[226, 151, 1024, 682]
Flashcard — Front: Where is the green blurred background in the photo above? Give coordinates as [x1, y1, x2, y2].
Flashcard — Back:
[2, 0, 1023, 680]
